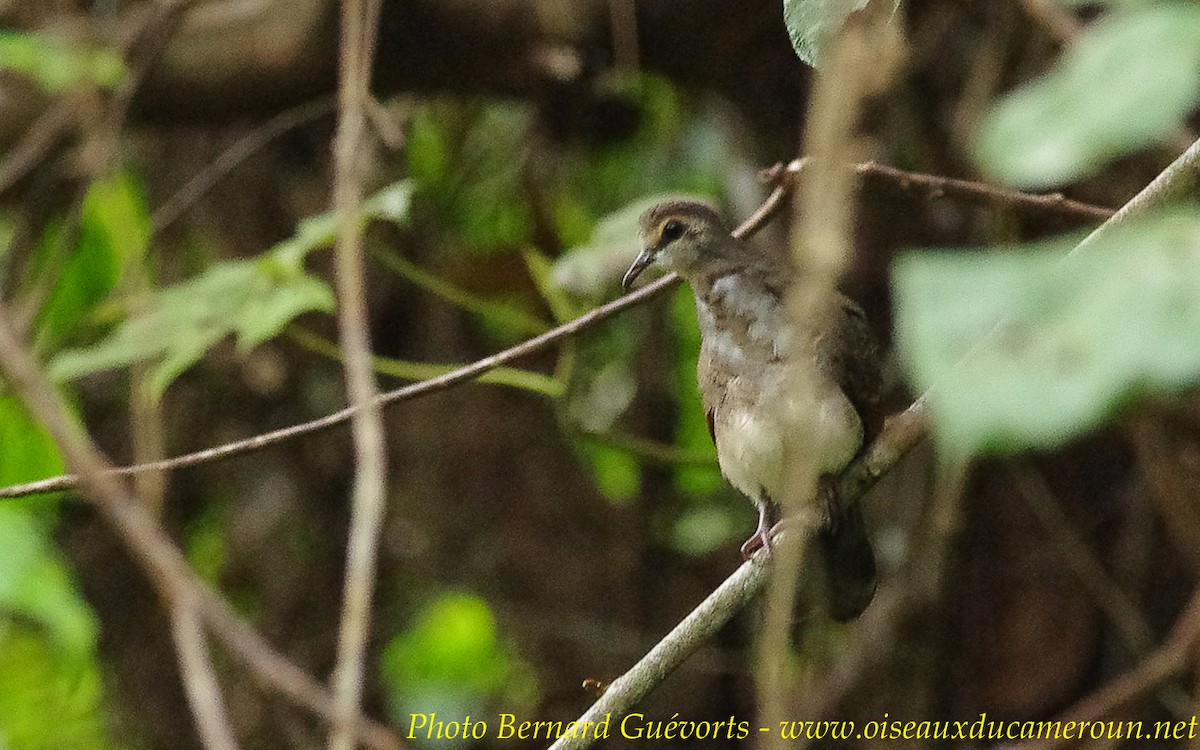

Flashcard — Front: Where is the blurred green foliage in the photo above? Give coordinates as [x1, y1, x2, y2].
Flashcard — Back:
[35, 172, 149, 352]
[403, 74, 734, 513]
[49, 182, 412, 399]
[381, 593, 536, 750]
[0, 31, 125, 91]
[0, 405, 110, 748]
[783, 0, 901, 67]
[895, 209, 1200, 458]
[976, 2, 1200, 188]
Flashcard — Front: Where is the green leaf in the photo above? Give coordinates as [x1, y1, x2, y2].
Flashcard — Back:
[44, 181, 412, 398]
[0, 31, 126, 91]
[50, 251, 333, 400]
[975, 3, 1200, 189]
[37, 171, 150, 350]
[0, 396, 65, 487]
[0, 505, 98, 666]
[894, 209, 1200, 458]
[0, 626, 114, 750]
[784, 0, 899, 67]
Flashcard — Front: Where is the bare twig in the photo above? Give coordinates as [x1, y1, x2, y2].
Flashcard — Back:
[151, 96, 336, 236]
[766, 159, 1115, 221]
[327, 1, 389, 748]
[854, 160, 1115, 220]
[170, 594, 241, 750]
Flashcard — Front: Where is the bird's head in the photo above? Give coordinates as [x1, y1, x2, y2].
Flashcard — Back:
[622, 201, 731, 290]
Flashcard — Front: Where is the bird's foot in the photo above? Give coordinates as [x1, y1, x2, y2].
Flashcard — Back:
[740, 498, 779, 560]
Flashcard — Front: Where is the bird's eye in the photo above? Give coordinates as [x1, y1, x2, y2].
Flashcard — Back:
[661, 219, 685, 243]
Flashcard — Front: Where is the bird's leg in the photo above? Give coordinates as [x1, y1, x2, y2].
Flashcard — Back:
[740, 494, 779, 560]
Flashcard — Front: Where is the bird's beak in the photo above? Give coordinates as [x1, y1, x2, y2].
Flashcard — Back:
[622, 248, 655, 290]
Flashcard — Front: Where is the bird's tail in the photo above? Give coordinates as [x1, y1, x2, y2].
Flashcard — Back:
[815, 503, 877, 621]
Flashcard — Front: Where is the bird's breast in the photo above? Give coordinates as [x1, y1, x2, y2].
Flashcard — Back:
[710, 368, 863, 506]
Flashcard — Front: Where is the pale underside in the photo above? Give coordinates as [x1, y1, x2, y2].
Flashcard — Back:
[696, 273, 864, 507]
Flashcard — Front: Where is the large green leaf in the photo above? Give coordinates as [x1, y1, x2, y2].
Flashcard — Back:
[0, 505, 97, 666]
[894, 209, 1200, 458]
[49, 253, 333, 398]
[976, 2, 1200, 189]
[0, 626, 114, 750]
[783, 0, 899, 67]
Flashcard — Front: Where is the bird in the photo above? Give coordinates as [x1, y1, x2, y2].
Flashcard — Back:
[621, 200, 886, 620]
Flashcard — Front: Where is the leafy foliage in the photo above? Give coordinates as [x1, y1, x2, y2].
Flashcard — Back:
[0, 407, 111, 748]
[380, 593, 535, 750]
[36, 171, 149, 351]
[0, 30, 125, 91]
[894, 209, 1200, 458]
[49, 182, 411, 399]
[975, 2, 1200, 188]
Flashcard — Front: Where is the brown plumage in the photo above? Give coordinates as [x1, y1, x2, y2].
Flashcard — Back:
[623, 200, 886, 620]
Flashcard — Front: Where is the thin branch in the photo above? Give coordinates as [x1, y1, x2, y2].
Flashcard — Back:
[854, 160, 1115, 220]
[328, 1, 389, 748]
[170, 595, 241, 750]
[151, 96, 336, 237]
[765, 159, 1115, 221]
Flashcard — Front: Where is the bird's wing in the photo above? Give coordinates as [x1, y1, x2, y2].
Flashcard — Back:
[825, 295, 888, 440]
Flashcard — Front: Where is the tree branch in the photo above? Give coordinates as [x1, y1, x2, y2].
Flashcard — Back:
[170, 593, 241, 750]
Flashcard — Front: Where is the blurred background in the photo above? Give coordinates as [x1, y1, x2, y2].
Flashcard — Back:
[1, 0, 1199, 748]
